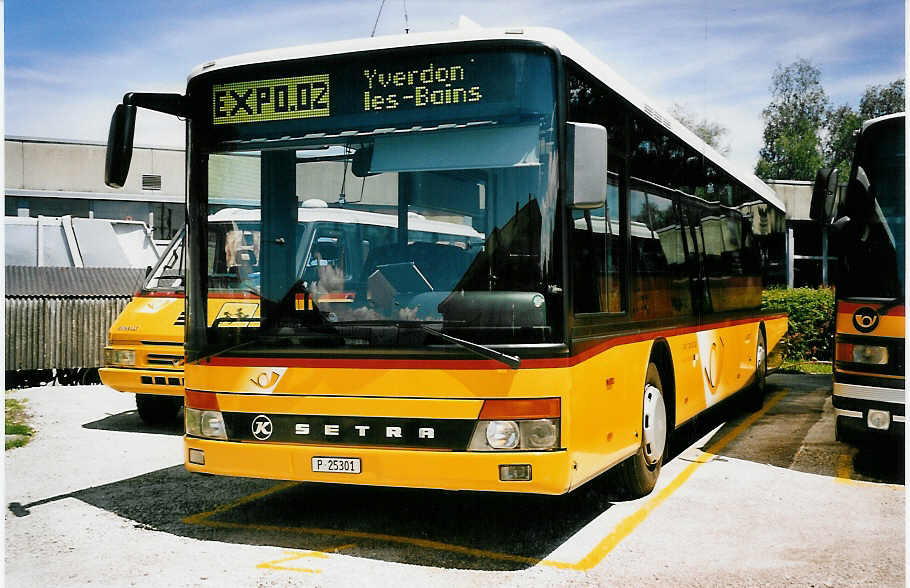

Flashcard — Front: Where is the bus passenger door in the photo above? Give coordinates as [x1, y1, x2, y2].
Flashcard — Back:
[682, 203, 726, 407]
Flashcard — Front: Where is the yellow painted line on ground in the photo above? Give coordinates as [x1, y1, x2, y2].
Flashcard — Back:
[564, 389, 788, 571]
[182, 390, 788, 572]
[835, 453, 854, 483]
[181, 481, 299, 525]
[190, 514, 547, 567]
[257, 544, 355, 573]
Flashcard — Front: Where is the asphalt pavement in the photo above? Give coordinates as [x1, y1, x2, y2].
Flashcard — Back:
[5, 374, 905, 586]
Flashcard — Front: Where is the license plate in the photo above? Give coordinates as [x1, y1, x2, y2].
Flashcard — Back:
[311, 457, 361, 474]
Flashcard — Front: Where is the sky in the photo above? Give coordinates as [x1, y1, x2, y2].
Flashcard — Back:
[5, 0, 905, 175]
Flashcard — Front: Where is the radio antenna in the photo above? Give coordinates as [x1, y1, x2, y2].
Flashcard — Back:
[370, 0, 387, 37]
[403, 0, 409, 33]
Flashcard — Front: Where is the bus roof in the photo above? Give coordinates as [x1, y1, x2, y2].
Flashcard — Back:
[208, 206, 484, 239]
[862, 112, 905, 132]
[189, 24, 784, 214]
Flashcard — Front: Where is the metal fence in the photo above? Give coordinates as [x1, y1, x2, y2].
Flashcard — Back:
[6, 297, 129, 370]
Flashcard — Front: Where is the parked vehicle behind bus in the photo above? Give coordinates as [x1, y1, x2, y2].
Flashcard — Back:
[811, 113, 905, 443]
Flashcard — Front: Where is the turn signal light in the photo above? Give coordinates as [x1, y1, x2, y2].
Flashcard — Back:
[479, 397, 560, 419]
[185, 389, 220, 410]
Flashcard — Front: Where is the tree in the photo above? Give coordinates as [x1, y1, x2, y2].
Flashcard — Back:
[824, 104, 863, 181]
[669, 103, 731, 155]
[754, 59, 829, 181]
[823, 78, 903, 181]
[859, 79, 905, 120]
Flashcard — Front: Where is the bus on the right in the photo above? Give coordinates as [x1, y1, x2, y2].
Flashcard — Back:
[813, 112, 905, 443]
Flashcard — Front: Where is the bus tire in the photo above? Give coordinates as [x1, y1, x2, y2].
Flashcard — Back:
[743, 329, 767, 412]
[613, 361, 667, 498]
[136, 394, 182, 425]
[835, 416, 858, 445]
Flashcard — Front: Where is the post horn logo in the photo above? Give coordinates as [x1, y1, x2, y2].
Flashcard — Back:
[852, 307, 880, 333]
[251, 371, 280, 388]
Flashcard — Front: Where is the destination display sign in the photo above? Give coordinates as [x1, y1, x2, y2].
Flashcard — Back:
[213, 74, 330, 125]
[201, 48, 555, 138]
[212, 60, 490, 126]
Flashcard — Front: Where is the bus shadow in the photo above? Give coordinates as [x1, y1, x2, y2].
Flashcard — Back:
[7, 465, 617, 571]
[674, 373, 904, 485]
[82, 410, 185, 436]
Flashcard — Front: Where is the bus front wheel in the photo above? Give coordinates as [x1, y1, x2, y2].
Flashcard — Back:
[613, 362, 667, 498]
[743, 329, 767, 412]
[136, 394, 183, 425]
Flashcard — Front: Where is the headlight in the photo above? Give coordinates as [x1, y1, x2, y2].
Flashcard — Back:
[185, 408, 227, 440]
[468, 418, 560, 451]
[521, 419, 559, 449]
[485, 420, 520, 449]
[104, 348, 135, 366]
[852, 345, 888, 365]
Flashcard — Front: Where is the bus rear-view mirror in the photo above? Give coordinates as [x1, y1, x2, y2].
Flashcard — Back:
[105, 104, 137, 188]
[567, 122, 608, 209]
[809, 167, 839, 223]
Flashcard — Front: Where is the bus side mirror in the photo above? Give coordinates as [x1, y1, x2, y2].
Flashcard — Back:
[105, 104, 137, 188]
[809, 167, 839, 223]
[567, 122, 608, 209]
[352, 145, 377, 178]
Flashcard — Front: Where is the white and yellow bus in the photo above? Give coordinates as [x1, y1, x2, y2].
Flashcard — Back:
[105, 25, 786, 495]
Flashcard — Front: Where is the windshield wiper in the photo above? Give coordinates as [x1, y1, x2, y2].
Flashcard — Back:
[420, 325, 520, 369]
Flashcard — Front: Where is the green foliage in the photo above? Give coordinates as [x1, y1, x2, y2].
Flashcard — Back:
[755, 59, 829, 181]
[822, 79, 904, 182]
[669, 103, 730, 155]
[756, 57, 904, 183]
[5, 397, 34, 450]
[859, 79, 905, 120]
[824, 104, 863, 182]
[762, 287, 835, 361]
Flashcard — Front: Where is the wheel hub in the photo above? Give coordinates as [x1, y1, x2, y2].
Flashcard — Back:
[642, 383, 667, 465]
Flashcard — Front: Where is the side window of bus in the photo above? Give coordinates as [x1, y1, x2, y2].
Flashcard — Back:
[630, 186, 690, 318]
[572, 178, 622, 314]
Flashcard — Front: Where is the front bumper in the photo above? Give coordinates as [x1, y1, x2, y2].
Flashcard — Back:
[100, 367, 184, 396]
[834, 381, 905, 439]
[185, 437, 571, 494]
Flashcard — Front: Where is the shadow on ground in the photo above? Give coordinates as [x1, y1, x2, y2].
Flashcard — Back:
[82, 409, 185, 436]
[7, 464, 623, 571]
[13, 373, 899, 571]
[697, 373, 903, 485]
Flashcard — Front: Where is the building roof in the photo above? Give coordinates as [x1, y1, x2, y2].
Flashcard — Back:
[6, 266, 146, 298]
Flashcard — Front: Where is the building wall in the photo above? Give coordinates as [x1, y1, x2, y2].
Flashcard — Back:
[766, 180, 813, 220]
[5, 136, 186, 240]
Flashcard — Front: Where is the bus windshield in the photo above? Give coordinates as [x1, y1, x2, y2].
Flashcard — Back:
[189, 47, 560, 357]
[838, 116, 905, 299]
[144, 227, 185, 293]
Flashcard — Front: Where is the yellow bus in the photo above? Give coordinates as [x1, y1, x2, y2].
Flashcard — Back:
[812, 113, 905, 442]
[101, 229, 185, 423]
[105, 26, 787, 495]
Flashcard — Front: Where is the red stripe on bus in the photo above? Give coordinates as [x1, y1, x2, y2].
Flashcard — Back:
[136, 291, 185, 298]
[202, 313, 784, 370]
[837, 301, 905, 317]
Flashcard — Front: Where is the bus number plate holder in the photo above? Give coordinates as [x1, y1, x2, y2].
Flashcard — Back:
[312, 457, 361, 474]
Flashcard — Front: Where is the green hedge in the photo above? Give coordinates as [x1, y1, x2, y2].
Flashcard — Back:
[762, 287, 835, 361]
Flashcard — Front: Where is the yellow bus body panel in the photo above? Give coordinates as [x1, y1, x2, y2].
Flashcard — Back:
[100, 295, 267, 397]
[184, 315, 785, 494]
[100, 296, 185, 397]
